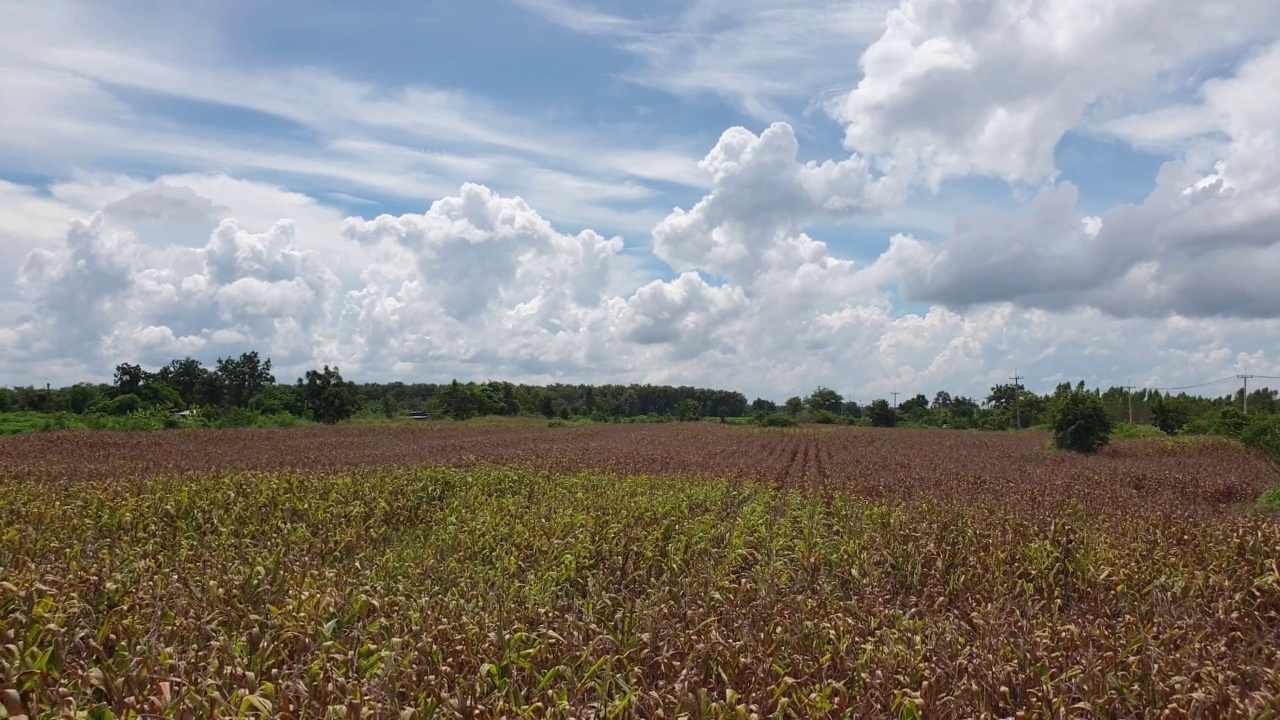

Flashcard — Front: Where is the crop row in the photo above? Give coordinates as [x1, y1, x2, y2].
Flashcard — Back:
[3, 467, 1279, 717]
[2, 424, 1274, 516]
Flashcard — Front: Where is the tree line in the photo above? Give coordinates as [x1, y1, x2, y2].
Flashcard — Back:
[0, 353, 363, 426]
[769, 381, 1277, 432]
[2, 352, 1276, 438]
[0, 353, 749, 426]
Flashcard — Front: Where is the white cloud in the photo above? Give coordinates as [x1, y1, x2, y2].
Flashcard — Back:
[0, 181, 86, 284]
[652, 122, 893, 283]
[836, 0, 1280, 188]
[515, 0, 895, 121]
[2, 169, 1280, 399]
[878, 41, 1280, 319]
[9, 192, 341, 374]
[4, 0, 1280, 403]
[0, 0, 709, 242]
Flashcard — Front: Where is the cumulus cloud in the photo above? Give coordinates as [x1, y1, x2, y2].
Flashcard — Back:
[342, 184, 624, 320]
[652, 123, 894, 284]
[3, 169, 1280, 399]
[4, 0, 1280, 399]
[335, 183, 631, 375]
[16, 214, 138, 357]
[836, 0, 1280, 187]
[10, 198, 340, 371]
[879, 41, 1280, 319]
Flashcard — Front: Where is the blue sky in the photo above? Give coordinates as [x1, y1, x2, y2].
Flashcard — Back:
[3, 0, 1280, 400]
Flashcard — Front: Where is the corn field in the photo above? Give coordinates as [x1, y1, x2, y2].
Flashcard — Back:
[2, 425, 1279, 717]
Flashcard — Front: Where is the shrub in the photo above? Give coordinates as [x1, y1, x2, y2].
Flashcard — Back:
[1050, 390, 1115, 454]
[1214, 407, 1248, 437]
[753, 412, 798, 428]
[811, 410, 839, 425]
[676, 399, 703, 422]
[216, 407, 262, 428]
[1240, 414, 1280, 465]
[1111, 423, 1163, 440]
[105, 393, 143, 416]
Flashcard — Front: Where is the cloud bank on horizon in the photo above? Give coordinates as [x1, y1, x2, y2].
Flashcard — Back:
[3, 0, 1280, 401]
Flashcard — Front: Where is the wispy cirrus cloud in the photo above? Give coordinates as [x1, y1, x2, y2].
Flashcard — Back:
[0, 0, 709, 239]
[512, 0, 895, 122]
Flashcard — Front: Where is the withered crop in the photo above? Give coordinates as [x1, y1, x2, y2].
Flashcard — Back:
[2, 424, 1279, 717]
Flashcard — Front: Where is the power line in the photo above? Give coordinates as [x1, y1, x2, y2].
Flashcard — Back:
[1146, 377, 1237, 392]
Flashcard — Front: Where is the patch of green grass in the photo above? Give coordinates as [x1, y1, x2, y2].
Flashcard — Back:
[1256, 487, 1280, 512]
[548, 416, 594, 428]
[1111, 423, 1165, 439]
[0, 412, 62, 435]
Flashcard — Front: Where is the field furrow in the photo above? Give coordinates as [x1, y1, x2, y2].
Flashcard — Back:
[3, 423, 1279, 717]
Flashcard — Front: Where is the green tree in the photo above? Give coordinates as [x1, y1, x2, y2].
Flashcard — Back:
[804, 386, 844, 414]
[986, 383, 1021, 412]
[494, 382, 521, 415]
[58, 383, 103, 414]
[869, 399, 897, 428]
[299, 366, 360, 424]
[137, 381, 183, 410]
[900, 393, 929, 414]
[932, 391, 952, 409]
[1050, 389, 1115, 454]
[434, 380, 481, 420]
[619, 389, 639, 417]
[217, 352, 275, 408]
[251, 384, 304, 416]
[549, 398, 571, 420]
[381, 394, 399, 419]
[676, 398, 702, 421]
[113, 363, 146, 396]
[784, 396, 804, 416]
[156, 357, 214, 408]
[1151, 394, 1189, 435]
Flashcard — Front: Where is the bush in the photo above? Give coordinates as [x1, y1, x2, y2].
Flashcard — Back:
[676, 399, 703, 422]
[811, 410, 840, 425]
[216, 407, 262, 428]
[753, 413, 798, 428]
[1240, 414, 1280, 465]
[105, 393, 143, 416]
[1214, 407, 1248, 437]
[1050, 390, 1115, 454]
[1111, 423, 1163, 440]
[548, 416, 594, 428]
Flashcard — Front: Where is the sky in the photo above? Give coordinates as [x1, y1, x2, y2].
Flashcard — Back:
[3, 0, 1280, 402]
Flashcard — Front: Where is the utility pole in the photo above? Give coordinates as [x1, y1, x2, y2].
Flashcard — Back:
[1009, 369, 1024, 429]
[1238, 374, 1254, 414]
[1123, 384, 1135, 425]
[891, 389, 900, 408]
